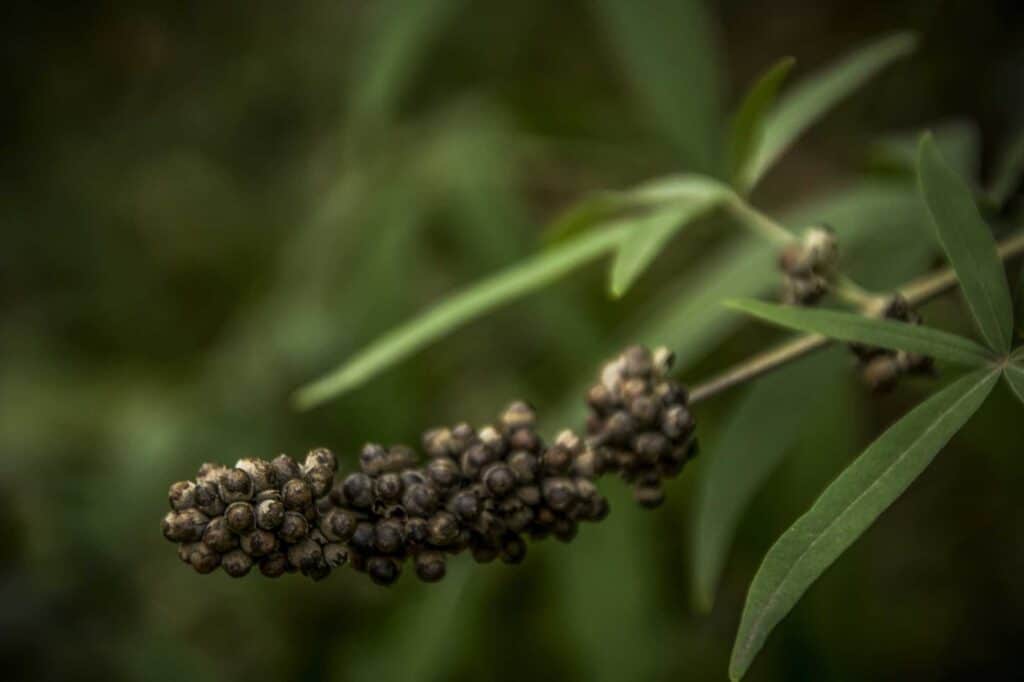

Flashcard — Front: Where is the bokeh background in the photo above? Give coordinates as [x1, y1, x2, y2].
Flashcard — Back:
[3, 1, 1024, 680]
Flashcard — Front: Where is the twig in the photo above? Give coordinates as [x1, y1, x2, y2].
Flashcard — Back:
[688, 231, 1024, 405]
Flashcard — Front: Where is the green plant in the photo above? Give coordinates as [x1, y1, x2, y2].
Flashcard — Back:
[159, 32, 1024, 680]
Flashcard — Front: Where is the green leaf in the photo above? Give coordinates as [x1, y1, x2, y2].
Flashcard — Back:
[609, 177, 732, 297]
[918, 132, 1015, 354]
[745, 32, 917, 191]
[869, 121, 980, 180]
[729, 368, 999, 681]
[1004, 362, 1024, 406]
[727, 299, 993, 366]
[692, 350, 839, 612]
[544, 191, 636, 245]
[292, 224, 629, 409]
[730, 57, 796, 191]
[593, 0, 723, 173]
[988, 128, 1024, 208]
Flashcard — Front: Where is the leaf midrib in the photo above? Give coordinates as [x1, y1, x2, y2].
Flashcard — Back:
[736, 371, 994, 666]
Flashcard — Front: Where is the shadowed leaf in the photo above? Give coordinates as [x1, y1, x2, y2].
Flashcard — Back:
[729, 368, 999, 680]
[731, 57, 796, 191]
[1004, 362, 1024, 406]
[918, 132, 1014, 354]
[988, 128, 1024, 208]
[728, 299, 993, 366]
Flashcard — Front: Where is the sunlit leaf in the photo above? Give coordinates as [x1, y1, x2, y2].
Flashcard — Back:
[691, 350, 838, 612]
[293, 224, 629, 409]
[745, 32, 917, 190]
[918, 132, 1014, 354]
[1004, 362, 1024, 406]
[988, 128, 1024, 208]
[727, 299, 993, 366]
[731, 57, 796, 191]
[609, 177, 732, 297]
[593, 0, 723, 173]
[729, 368, 999, 680]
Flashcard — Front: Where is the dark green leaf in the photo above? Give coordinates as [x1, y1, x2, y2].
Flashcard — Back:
[869, 121, 980, 180]
[293, 224, 629, 409]
[1004, 362, 1024, 406]
[593, 0, 723, 173]
[729, 368, 999, 680]
[730, 57, 796, 191]
[746, 33, 916, 190]
[692, 350, 838, 612]
[609, 177, 732, 297]
[988, 128, 1024, 208]
[727, 299, 993, 366]
[918, 132, 1015, 354]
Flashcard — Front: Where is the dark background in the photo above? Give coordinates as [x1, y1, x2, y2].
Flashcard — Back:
[2, 1, 1023, 680]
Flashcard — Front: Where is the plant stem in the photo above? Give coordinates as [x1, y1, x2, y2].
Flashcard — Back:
[688, 230, 1024, 405]
[725, 197, 795, 246]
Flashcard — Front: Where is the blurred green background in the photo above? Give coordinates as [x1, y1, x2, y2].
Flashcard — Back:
[3, 1, 1024, 680]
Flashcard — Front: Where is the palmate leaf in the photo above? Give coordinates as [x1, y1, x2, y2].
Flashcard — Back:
[727, 299, 994, 366]
[730, 57, 796, 192]
[1004, 362, 1024, 406]
[593, 0, 723, 174]
[729, 368, 1000, 680]
[292, 224, 629, 409]
[609, 177, 732, 297]
[744, 32, 917, 191]
[918, 133, 1015, 354]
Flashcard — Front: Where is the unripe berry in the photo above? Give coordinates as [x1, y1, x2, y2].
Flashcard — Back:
[414, 551, 446, 582]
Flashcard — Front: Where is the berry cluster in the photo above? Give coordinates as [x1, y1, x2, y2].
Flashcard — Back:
[162, 449, 341, 580]
[585, 345, 698, 508]
[850, 295, 935, 391]
[778, 226, 839, 305]
[324, 402, 609, 586]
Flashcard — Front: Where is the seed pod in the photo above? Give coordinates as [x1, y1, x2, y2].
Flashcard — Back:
[500, 401, 536, 431]
[542, 478, 576, 512]
[628, 395, 659, 425]
[633, 432, 669, 462]
[449, 489, 480, 522]
[634, 484, 664, 509]
[404, 517, 429, 547]
[241, 529, 278, 557]
[386, 445, 418, 472]
[483, 463, 516, 497]
[222, 549, 253, 577]
[286, 538, 324, 573]
[196, 462, 225, 483]
[425, 457, 460, 490]
[282, 478, 314, 510]
[278, 511, 309, 544]
[508, 451, 538, 483]
[403, 483, 439, 517]
[304, 465, 334, 499]
[341, 472, 374, 509]
[225, 501, 255, 534]
[349, 521, 376, 555]
[515, 484, 541, 507]
[168, 481, 197, 511]
[202, 516, 238, 553]
[422, 427, 454, 459]
[162, 509, 208, 543]
[323, 543, 348, 568]
[374, 519, 405, 555]
[414, 551, 446, 583]
[374, 472, 404, 502]
[218, 468, 254, 503]
[427, 512, 460, 547]
[571, 448, 602, 479]
[541, 445, 572, 476]
[320, 507, 358, 542]
[304, 447, 337, 473]
[255, 498, 285, 531]
[460, 444, 492, 478]
[359, 443, 388, 475]
[194, 480, 225, 517]
[269, 454, 302, 485]
[188, 542, 221, 574]
[478, 426, 506, 457]
[367, 556, 400, 586]
[235, 458, 275, 493]
[259, 552, 288, 578]
[507, 427, 540, 452]
[500, 534, 527, 564]
[660, 405, 693, 440]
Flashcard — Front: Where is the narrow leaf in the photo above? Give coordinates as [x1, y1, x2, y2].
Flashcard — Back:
[593, 0, 723, 173]
[729, 368, 999, 680]
[728, 299, 993, 366]
[1004, 362, 1024, 406]
[293, 225, 629, 409]
[609, 178, 732, 297]
[544, 191, 635, 245]
[731, 57, 796, 191]
[692, 350, 838, 612]
[745, 32, 917, 190]
[918, 132, 1015, 353]
[988, 128, 1024, 208]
